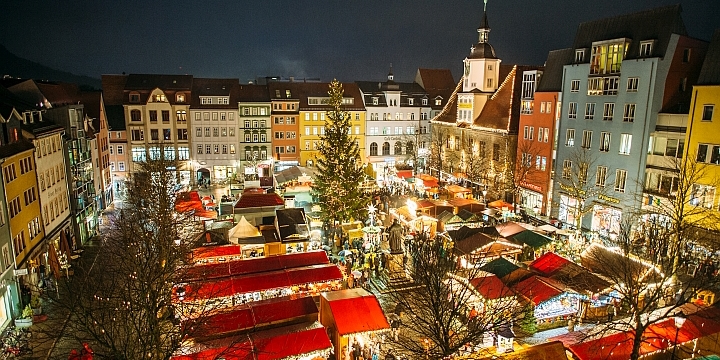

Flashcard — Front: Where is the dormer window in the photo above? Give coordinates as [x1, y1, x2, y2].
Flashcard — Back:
[200, 97, 212, 105]
[129, 92, 140, 103]
[408, 98, 414, 106]
[372, 97, 379, 106]
[435, 97, 442, 106]
[152, 94, 167, 102]
[275, 90, 281, 98]
[285, 90, 292, 98]
[640, 40, 654, 57]
[422, 98, 428, 106]
[219, 97, 229, 105]
[176, 93, 185, 103]
[575, 49, 586, 63]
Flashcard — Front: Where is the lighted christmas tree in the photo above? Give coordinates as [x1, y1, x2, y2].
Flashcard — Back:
[312, 80, 368, 236]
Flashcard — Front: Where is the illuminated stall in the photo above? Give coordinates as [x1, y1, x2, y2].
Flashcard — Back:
[319, 289, 390, 360]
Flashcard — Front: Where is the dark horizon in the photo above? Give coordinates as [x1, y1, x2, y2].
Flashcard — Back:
[1, 0, 718, 84]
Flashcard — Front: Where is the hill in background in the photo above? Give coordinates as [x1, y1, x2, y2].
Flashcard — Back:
[0, 44, 101, 89]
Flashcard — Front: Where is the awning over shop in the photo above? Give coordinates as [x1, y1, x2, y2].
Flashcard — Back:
[184, 295, 318, 338]
[396, 170, 413, 179]
[322, 288, 390, 336]
[185, 251, 330, 282]
[512, 275, 572, 306]
[172, 321, 332, 360]
[470, 275, 515, 300]
[511, 230, 553, 248]
[495, 222, 535, 238]
[417, 174, 439, 188]
[178, 264, 342, 302]
[488, 200, 514, 210]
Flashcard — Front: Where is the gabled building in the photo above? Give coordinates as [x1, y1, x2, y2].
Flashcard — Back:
[358, 69, 437, 176]
[552, 5, 708, 238]
[190, 78, 240, 184]
[267, 82, 300, 171]
[516, 49, 574, 216]
[101, 75, 130, 197]
[297, 81, 365, 168]
[237, 84, 272, 187]
[113, 74, 193, 184]
[79, 91, 113, 210]
[431, 7, 541, 201]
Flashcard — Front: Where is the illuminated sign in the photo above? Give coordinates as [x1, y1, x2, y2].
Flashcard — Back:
[559, 183, 586, 196]
[520, 181, 542, 193]
[458, 103, 473, 109]
[598, 194, 621, 204]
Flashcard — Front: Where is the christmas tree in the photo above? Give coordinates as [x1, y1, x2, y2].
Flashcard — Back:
[312, 80, 368, 237]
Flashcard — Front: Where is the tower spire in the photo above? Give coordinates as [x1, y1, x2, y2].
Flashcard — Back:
[478, 1, 490, 43]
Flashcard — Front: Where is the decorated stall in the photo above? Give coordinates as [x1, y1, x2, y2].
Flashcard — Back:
[512, 275, 583, 321]
[320, 289, 390, 360]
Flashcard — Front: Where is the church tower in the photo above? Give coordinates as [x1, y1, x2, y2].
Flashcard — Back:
[462, 4, 501, 93]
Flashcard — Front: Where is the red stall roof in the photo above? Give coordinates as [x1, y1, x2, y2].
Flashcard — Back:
[192, 245, 242, 261]
[323, 288, 390, 336]
[172, 322, 331, 360]
[512, 275, 567, 306]
[178, 264, 342, 302]
[185, 296, 318, 338]
[186, 251, 330, 282]
[470, 275, 515, 300]
[529, 252, 572, 277]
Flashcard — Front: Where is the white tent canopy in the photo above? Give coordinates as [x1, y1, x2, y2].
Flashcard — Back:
[229, 216, 264, 244]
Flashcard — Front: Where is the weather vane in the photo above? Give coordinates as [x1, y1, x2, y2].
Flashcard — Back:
[484, 0, 488, 11]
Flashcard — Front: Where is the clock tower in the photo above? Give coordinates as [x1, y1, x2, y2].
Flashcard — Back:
[462, 4, 501, 94]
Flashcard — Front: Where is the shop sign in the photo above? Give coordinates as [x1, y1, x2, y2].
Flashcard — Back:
[559, 183, 586, 196]
[458, 103, 472, 109]
[383, 137, 400, 141]
[598, 194, 621, 204]
[520, 181, 542, 193]
[14, 269, 28, 276]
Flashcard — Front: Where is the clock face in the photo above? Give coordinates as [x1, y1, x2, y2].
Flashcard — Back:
[464, 61, 470, 76]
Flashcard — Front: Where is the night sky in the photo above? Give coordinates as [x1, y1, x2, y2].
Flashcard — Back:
[1, 0, 718, 84]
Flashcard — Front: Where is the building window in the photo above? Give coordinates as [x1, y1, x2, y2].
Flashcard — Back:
[492, 143, 500, 161]
[599, 132, 611, 152]
[382, 142, 390, 155]
[683, 48, 691, 63]
[568, 102, 578, 119]
[162, 110, 170, 122]
[129, 93, 140, 103]
[205, 127, 211, 137]
[690, 184, 716, 208]
[213, 127, 219, 137]
[627, 77, 639, 92]
[615, 169, 627, 192]
[178, 147, 189, 160]
[590, 41, 627, 74]
[623, 103, 636, 122]
[619, 133, 632, 155]
[176, 110, 187, 122]
[521, 100, 533, 114]
[435, 98, 442, 106]
[581, 130, 592, 149]
[117, 145, 124, 154]
[570, 80, 580, 92]
[562, 159, 572, 179]
[212, 112, 218, 121]
[596, 166, 607, 187]
[149, 110, 158, 122]
[151, 129, 159, 141]
[163, 129, 171, 141]
[206, 145, 211, 154]
[130, 109, 141, 122]
[566, 129, 575, 147]
[394, 142, 402, 155]
[584, 103, 595, 120]
[603, 103, 615, 121]
[131, 130, 144, 141]
[213, 145, 219, 154]
[197, 145, 203, 154]
[118, 162, 125, 171]
[177, 129, 188, 140]
[274, 132, 284, 139]
[196, 127, 202, 137]
[575, 49, 585, 62]
[639, 41, 654, 57]
[702, 105, 714, 121]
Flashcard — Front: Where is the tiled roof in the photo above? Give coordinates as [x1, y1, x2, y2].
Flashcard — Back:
[77, 91, 102, 119]
[536, 48, 574, 92]
[234, 193, 284, 209]
[698, 29, 720, 85]
[105, 105, 125, 131]
[190, 78, 240, 109]
[269, 82, 366, 111]
[529, 252, 572, 276]
[36, 82, 79, 106]
[470, 274, 514, 300]
[512, 275, 570, 306]
[479, 257, 519, 279]
[237, 84, 270, 102]
[124, 74, 193, 91]
[430, 78, 462, 124]
[415, 68, 455, 92]
[572, 4, 686, 60]
[101, 74, 128, 105]
[0, 139, 34, 160]
[474, 65, 542, 134]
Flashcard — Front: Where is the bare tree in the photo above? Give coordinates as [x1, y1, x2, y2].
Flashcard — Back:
[379, 232, 523, 358]
[579, 215, 720, 360]
[507, 139, 544, 213]
[44, 149, 224, 359]
[642, 153, 720, 273]
[555, 147, 612, 234]
[428, 125, 456, 177]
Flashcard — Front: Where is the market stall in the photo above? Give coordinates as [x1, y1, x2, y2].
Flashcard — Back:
[454, 232, 524, 267]
[512, 275, 583, 320]
[175, 264, 343, 310]
[446, 184, 473, 199]
[172, 321, 332, 360]
[191, 244, 243, 264]
[447, 197, 485, 215]
[184, 250, 331, 282]
[276, 208, 317, 254]
[319, 289, 390, 360]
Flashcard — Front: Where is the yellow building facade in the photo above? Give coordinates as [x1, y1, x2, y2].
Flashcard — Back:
[684, 84, 720, 215]
[2, 147, 44, 268]
[299, 109, 366, 167]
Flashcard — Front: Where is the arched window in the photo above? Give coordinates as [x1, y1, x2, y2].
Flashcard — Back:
[406, 141, 414, 154]
[382, 142, 390, 155]
[130, 109, 141, 122]
[394, 142, 402, 155]
[370, 142, 378, 156]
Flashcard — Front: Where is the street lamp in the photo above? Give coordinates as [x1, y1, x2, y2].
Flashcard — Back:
[671, 312, 686, 360]
[482, 188, 488, 207]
